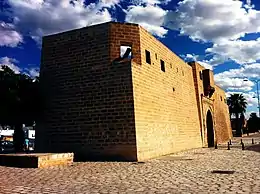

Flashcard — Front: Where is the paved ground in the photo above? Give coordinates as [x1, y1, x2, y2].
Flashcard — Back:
[1, 134, 260, 193]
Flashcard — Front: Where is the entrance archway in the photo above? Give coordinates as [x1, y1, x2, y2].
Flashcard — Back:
[206, 110, 214, 147]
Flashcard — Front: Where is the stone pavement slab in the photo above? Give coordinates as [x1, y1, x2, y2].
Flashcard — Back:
[0, 153, 74, 168]
[0, 134, 260, 193]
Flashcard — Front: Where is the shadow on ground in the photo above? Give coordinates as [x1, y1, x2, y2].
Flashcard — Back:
[245, 144, 260, 153]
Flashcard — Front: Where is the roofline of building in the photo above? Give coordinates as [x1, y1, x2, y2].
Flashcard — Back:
[42, 22, 227, 94]
[42, 21, 190, 68]
[42, 21, 139, 38]
[187, 61, 227, 94]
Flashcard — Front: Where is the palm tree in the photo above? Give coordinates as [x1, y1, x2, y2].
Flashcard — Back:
[227, 94, 247, 136]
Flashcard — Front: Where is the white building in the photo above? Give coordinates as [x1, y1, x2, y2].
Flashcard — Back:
[0, 129, 14, 137]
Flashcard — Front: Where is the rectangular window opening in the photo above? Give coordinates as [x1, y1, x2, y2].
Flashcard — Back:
[145, 50, 151, 64]
[120, 45, 132, 59]
[200, 71, 203, 80]
[161, 60, 165, 72]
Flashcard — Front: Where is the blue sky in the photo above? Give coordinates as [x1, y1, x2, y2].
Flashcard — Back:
[0, 0, 260, 117]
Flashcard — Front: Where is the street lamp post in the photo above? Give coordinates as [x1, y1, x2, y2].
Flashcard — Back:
[255, 80, 260, 117]
[244, 79, 260, 117]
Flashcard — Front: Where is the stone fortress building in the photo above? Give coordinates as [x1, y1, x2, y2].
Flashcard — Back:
[35, 22, 232, 161]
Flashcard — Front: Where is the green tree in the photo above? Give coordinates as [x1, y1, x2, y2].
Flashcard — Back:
[227, 94, 247, 136]
[247, 113, 260, 133]
[0, 66, 40, 152]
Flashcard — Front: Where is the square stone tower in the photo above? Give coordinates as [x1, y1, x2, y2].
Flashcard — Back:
[36, 22, 140, 161]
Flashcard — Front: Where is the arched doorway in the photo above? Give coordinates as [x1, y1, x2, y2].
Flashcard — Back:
[206, 110, 214, 147]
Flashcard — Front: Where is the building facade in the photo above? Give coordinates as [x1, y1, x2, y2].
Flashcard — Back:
[35, 22, 232, 161]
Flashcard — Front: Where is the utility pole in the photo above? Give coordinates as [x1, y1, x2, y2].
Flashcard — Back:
[256, 80, 260, 117]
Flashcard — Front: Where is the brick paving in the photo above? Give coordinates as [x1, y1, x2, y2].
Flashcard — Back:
[1, 134, 260, 193]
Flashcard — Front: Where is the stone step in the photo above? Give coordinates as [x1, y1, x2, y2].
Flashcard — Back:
[0, 153, 74, 168]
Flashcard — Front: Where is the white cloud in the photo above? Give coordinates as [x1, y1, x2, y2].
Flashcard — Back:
[244, 92, 258, 107]
[25, 67, 40, 78]
[181, 53, 199, 61]
[214, 63, 260, 91]
[0, 57, 21, 73]
[125, 4, 168, 37]
[197, 61, 213, 70]
[6, 0, 119, 41]
[0, 57, 39, 78]
[164, 0, 260, 65]
[186, 53, 196, 60]
[203, 55, 227, 66]
[206, 38, 260, 64]
[0, 21, 23, 47]
[215, 77, 254, 91]
[130, 0, 171, 5]
[215, 63, 260, 79]
[101, 0, 121, 7]
[182, 53, 226, 67]
[181, 53, 213, 70]
[165, 0, 260, 43]
[226, 91, 258, 107]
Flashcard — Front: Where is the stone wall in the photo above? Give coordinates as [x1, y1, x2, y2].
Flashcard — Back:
[36, 22, 138, 161]
[190, 62, 232, 147]
[190, 62, 208, 146]
[132, 27, 202, 161]
[213, 86, 233, 143]
[36, 22, 232, 161]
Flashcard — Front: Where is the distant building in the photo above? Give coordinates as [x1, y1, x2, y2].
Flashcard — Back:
[0, 126, 35, 141]
[0, 129, 14, 142]
[36, 22, 232, 161]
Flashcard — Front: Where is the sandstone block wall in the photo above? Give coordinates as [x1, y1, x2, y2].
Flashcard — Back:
[37, 22, 232, 161]
[36, 23, 138, 161]
[213, 86, 233, 143]
[132, 27, 202, 161]
[190, 62, 232, 146]
[190, 62, 207, 146]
